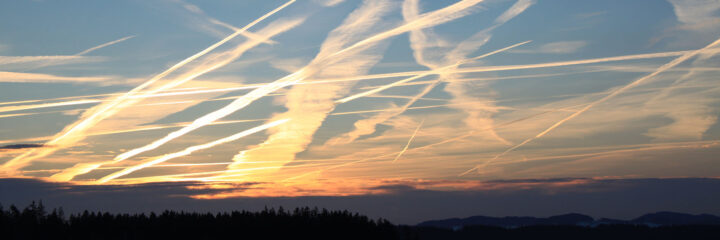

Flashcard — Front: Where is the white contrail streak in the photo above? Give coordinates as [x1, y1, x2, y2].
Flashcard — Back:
[305, 49, 717, 86]
[95, 119, 289, 183]
[459, 37, 720, 176]
[111, 0, 487, 164]
[1, 0, 296, 174]
[1, 48, 707, 111]
[336, 41, 531, 103]
[393, 119, 424, 162]
[0, 99, 99, 114]
[17, 35, 134, 71]
[76, 36, 136, 55]
[326, 41, 530, 145]
[283, 106, 574, 181]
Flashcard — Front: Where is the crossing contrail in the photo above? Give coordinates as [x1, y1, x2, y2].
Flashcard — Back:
[459, 37, 720, 176]
[1, 0, 297, 175]
[95, 119, 289, 183]
[393, 119, 424, 162]
[0, 48, 707, 115]
[282, 106, 575, 182]
[336, 41, 531, 103]
[107, 0, 488, 170]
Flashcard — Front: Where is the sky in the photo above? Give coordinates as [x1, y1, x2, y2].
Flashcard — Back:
[1, 0, 720, 223]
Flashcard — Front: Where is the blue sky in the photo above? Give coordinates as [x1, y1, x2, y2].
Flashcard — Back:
[1, 0, 719, 200]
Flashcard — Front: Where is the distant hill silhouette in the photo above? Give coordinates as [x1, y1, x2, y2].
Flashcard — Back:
[418, 212, 720, 229]
[633, 212, 720, 225]
[418, 213, 595, 229]
[2, 201, 720, 240]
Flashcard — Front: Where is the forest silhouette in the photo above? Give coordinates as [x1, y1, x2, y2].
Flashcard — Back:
[2, 201, 719, 240]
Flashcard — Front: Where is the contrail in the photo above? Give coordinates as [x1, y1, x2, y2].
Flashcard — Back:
[0, 56, 85, 65]
[1, 0, 296, 174]
[110, 0, 487, 166]
[487, 140, 720, 167]
[327, 41, 530, 145]
[0, 99, 99, 113]
[4, 47, 709, 176]
[95, 119, 289, 184]
[647, 44, 720, 105]
[283, 106, 575, 182]
[0, 86, 208, 107]
[393, 119, 424, 162]
[336, 41, 531, 103]
[398, 0, 534, 145]
[0, 48, 706, 111]
[76, 36, 136, 55]
[17, 35, 134, 71]
[107, 162, 334, 184]
[304, 49, 718, 86]
[10, 81, 710, 146]
[328, 0, 485, 60]
[176, 0, 278, 45]
[222, 0, 398, 181]
[0, 71, 110, 83]
[459, 37, 720, 176]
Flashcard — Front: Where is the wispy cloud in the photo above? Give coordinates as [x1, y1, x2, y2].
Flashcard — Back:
[668, 0, 720, 32]
[108, 0, 487, 181]
[0, 71, 111, 83]
[2, 1, 298, 176]
[460, 37, 720, 176]
[94, 119, 289, 184]
[225, 0, 396, 181]
[0, 144, 44, 150]
[512, 41, 587, 54]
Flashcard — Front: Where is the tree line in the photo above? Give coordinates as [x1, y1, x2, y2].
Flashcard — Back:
[1, 201, 719, 240]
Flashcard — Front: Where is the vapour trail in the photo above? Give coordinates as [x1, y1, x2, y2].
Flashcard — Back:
[18, 107, 573, 182]
[282, 105, 577, 181]
[0, 98, 572, 148]
[107, 162, 336, 184]
[0, 71, 110, 83]
[459, 37, 720, 176]
[0, 68, 574, 115]
[8, 76, 710, 148]
[326, 0, 532, 148]
[0, 100, 99, 114]
[221, 0, 401, 183]
[76, 36, 136, 55]
[328, 0, 485, 60]
[8, 77, 711, 148]
[2, 49, 710, 168]
[332, 0, 531, 147]
[647, 45, 720, 105]
[440, 0, 535, 146]
[393, 119, 424, 162]
[486, 140, 720, 167]
[0, 49, 706, 111]
[327, 42, 529, 145]
[95, 119, 289, 183]
[175, 0, 278, 45]
[11, 69, 711, 121]
[10, 35, 134, 71]
[0, 87, 207, 107]
[336, 41, 530, 103]
[304, 49, 719, 85]
[110, 0, 487, 167]
[2, 0, 297, 176]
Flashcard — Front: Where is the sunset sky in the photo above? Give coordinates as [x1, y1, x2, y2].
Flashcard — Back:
[1, 0, 720, 222]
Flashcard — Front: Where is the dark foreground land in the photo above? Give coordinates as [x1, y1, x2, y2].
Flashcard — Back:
[2, 202, 719, 240]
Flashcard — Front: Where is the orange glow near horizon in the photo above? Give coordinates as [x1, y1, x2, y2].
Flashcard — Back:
[3, 0, 720, 199]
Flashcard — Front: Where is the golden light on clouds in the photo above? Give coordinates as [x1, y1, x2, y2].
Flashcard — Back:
[2, 0, 720, 198]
